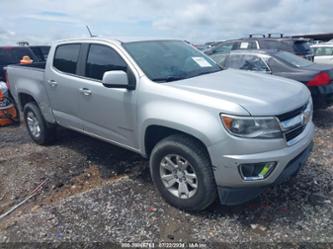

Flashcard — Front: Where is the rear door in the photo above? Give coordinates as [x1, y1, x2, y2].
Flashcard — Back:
[76, 43, 138, 148]
[44, 43, 83, 129]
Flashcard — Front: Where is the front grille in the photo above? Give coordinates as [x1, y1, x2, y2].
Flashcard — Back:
[277, 104, 307, 122]
[285, 126, 305, 141]
[277, 103, 309, 143]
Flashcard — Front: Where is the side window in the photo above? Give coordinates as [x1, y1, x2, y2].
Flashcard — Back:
[53, 44, 81, 74]
[240, 55, 270, 72]
[248, 41, 258, 49]
[214, 43, 234, 54]
[85, 44, 127, 80]
[232, 42, 240, 50]
[225, 54, 269, 72]
[314, 47, 333, 56]
[224, 54, 245, 69]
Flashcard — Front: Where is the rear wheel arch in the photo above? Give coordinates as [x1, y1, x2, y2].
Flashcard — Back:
[18, 92, 38, 111]
[23, 102, 56, 145]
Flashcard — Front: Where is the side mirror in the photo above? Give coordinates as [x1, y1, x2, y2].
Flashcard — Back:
[102, 70, 134, 90]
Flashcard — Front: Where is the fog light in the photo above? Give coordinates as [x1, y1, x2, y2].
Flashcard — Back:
[239, 162, 276, 181]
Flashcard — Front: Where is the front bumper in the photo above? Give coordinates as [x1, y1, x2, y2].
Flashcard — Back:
[208, 121, 315, 205]
[217, 142, 313, 205]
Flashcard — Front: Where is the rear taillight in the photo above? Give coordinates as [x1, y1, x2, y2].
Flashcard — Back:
[307, 72, 331, 87]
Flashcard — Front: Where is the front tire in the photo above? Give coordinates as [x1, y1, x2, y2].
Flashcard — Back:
[23, 102, 56, 145]
[150, 134, 217, 211]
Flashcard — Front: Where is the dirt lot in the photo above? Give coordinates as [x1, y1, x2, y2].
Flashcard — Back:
[0, 106, 332, 247]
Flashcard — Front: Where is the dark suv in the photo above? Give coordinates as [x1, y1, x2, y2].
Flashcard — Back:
[0, 46, 38, 82]
[29, 46, 50, 62]
[205, 36, 314, 62]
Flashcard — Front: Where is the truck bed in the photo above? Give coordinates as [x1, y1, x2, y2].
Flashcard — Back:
[17, 62, 46, 70]
[6, 63, 46, 110]
[6, 63, 45, 87]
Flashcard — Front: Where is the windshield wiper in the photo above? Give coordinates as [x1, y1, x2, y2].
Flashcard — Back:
[152, 68, 222, 83]
[152, 75, 188, 83]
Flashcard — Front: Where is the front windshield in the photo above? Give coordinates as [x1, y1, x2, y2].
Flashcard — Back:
[123, 40, 221, 82]
[274, 51, 313, 67]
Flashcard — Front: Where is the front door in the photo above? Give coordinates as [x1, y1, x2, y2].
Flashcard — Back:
[77, 43, 138, 149]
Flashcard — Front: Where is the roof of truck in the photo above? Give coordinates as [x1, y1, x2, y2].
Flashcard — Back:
[54, 37, 183, 45]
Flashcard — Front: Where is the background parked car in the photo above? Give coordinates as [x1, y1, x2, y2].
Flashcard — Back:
[205, 35, 314, 61]
[0, 46, 39, 82]
[29, 46, 50, 62]
[312, 43, 333, 65]
[220, 49, 333, 107]
[194, 41, 221, 52]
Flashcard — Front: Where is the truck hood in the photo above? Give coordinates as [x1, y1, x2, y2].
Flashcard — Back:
[167, 69, 310, 116]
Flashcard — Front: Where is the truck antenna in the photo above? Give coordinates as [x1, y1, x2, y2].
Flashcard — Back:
[86, 25, 96, 38]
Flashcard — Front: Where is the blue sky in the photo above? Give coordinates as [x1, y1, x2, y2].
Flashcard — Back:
[0, 0, 332, 45]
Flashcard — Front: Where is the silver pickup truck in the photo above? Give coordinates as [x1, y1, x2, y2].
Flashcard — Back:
[6, 38, 315, 211]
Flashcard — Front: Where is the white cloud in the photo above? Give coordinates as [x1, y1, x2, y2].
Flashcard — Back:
[0, 0, 332, 45]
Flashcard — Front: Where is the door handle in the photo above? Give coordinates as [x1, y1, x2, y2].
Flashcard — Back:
[79, 88, 92, 96]
[47, 80, 58, 87]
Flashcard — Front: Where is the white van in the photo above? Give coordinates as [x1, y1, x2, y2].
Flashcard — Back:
[312, 43, 333, 65]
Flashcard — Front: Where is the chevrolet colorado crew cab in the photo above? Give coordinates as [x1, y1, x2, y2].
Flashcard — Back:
[6, 38, 315, 211]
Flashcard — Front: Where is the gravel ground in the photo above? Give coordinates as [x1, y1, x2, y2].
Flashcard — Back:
[0, 106, 332, 247]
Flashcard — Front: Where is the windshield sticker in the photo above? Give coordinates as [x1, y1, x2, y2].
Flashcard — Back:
[240, 42, 249, 49]
[192, 57, 212, 67]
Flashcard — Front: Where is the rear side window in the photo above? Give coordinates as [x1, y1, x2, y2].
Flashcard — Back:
[224, 54, 244, 68]
[260, 40, 293, 52]
[53, 44, 81, 74]
[293, 41, 312, 54]
[85, 44, 127, 80]
[274, 51, 313, 67]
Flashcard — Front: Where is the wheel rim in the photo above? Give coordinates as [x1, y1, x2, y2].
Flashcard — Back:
[160, 154, 198, 199]
[26, 111, 41, 138]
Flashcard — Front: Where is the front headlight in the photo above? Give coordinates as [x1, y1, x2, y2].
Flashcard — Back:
[303, 98, 313, 125]
[221, 114, 282, 139]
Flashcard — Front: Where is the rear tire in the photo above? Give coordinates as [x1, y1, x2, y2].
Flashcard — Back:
[23, 102, 56, 145]
[150, 134, 217, 211]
